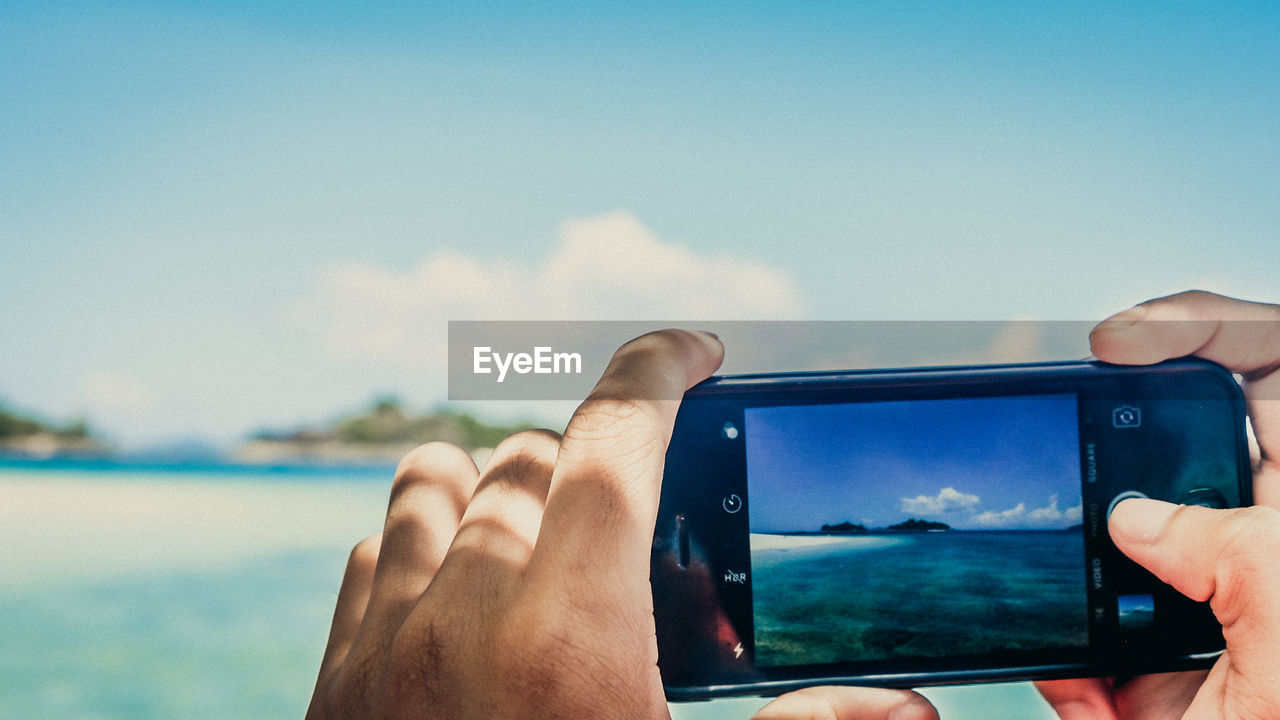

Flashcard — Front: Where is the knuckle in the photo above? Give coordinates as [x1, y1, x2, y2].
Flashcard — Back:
[502, 427, 562, 447]
[560, 405, 663, 487]
[480, 430, 561, 497]
[558, 409, 665, 500]
[615, 329, 700, 375]
[489, 429, 561, 469]
[380, 506, 439, 553]
[1211, 506, 1280, 618]
[394, 600, 477, 668]
[396, 441, 475, 480]
[1218, 506, 1280, 561]
[568, 393, 655, 441]
[391, 442, 475, 499]
[385, 618, 452, 705]
[323, 644, 383, 718]
[617, 329, 687, 357]
[348, 534, 382, 572]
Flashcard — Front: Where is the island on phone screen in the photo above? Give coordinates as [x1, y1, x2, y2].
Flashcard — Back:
[744, 394, 1089, 667]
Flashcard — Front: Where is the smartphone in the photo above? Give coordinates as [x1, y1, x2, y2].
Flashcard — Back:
[651, 358, 1252, 699]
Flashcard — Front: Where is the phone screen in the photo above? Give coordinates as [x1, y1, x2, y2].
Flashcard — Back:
[743, 394, 1090, 667]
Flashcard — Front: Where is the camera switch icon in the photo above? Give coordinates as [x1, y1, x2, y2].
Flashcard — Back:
[1112, 405, 1141, 429]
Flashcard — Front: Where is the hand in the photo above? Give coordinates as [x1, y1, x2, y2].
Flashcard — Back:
[1037, 290, 1280, 720]
[306, 329, 936, 720]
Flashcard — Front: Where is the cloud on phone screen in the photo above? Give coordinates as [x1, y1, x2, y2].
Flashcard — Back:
[970, 494, 1082, 530]
[900, 486, 981, 515]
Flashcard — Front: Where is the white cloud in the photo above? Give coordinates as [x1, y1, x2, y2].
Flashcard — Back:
[82, 372, 156, 415]
[900, 486, 981, 516]
[298, 210, 805, 367]
[972, 503, 1027, 527]
[1028, 495, 1064, 522]
[971, 494, 1082, 529]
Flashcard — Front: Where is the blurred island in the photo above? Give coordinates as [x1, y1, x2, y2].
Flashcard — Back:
[0, 398, 533, 467]
[820, 521, 869, 533]
[0, 405, 108, 458]
[235, 398, 534, 466]
[887, 518, 951, 532]
[818, 518, 951, 534]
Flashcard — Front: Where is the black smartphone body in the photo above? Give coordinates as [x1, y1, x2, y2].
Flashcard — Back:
[652, 358, 1251, 700]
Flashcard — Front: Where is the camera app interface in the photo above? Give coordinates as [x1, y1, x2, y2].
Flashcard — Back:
[744, 395, 1089, 667]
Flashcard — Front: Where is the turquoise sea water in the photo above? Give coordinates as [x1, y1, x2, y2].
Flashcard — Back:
[0, 464, 1057, 719]
[753, 530, 1088, 667]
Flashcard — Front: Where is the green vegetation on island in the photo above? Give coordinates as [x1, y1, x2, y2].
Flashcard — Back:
[0, 406, 91, 440]
[239, 397, 538, 464]
[820, 521, 869, 534]
[888, 518, 951, 532]
[0, 404, 106, 458]
[0, 395, 541, 465]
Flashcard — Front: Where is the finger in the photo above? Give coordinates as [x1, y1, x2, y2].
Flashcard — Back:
[362, 443, 479, 632]
[1089, 290, 1280, 500]
[529, 329, 723, 588]
[1114, 671, 1206, 719]
[315, 534, 381, 684]
[751, 686, 938, 720]
[431, 429, 561, 593]
[1088, 291, 1280, 373]
[1108, 499, 1280, 669]
[1034, 677, 1120, 720]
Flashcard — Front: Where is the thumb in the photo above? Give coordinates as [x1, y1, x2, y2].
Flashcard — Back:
[1108, 499, 1280, 670]
[751, 686, 937, 720]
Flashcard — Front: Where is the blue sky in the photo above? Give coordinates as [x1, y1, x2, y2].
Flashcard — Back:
[745, 394, 1082, 532]
[2, 2, 1278, 445]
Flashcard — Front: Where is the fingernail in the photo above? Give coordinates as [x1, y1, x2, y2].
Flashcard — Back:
[1109, 497, 1177, 545]
[1093, 303, 1149, 333]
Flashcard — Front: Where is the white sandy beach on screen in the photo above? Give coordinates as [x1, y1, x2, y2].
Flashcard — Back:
[0, 473, 391, 587]
[749, 533, 906, 552]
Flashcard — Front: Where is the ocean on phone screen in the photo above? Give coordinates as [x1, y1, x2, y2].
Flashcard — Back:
[750, 529, 1089, 667]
